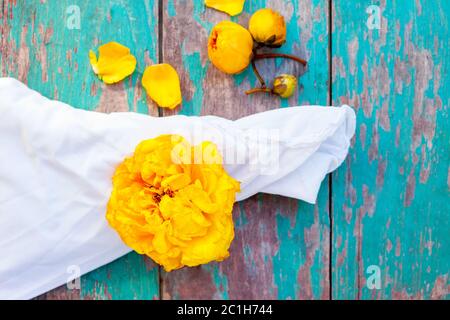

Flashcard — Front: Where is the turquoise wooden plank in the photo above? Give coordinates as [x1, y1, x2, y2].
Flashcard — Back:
[331, 0, 449, 299]
[0, 0, 160, 299]
[80, 252, 159, 300]
[160, 0, 331, 299]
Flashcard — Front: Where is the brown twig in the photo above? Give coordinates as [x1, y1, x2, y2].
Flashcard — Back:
[251, 59, 266, 88]
[253, 53, 307, 66]
[245, 87, 273, 95]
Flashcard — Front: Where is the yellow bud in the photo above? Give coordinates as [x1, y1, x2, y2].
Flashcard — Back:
[272, 74, 297, 98]
[208, 21, 254, 74]
[249, 8, 286, 47]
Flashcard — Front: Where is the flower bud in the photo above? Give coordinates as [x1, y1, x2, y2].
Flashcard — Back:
[249, 8, 286, 47]
[208, 21, 254, 74]
[272, 74, 297, 98]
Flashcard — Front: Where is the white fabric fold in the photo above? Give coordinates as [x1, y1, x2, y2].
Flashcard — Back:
[0, 77, 355, 299]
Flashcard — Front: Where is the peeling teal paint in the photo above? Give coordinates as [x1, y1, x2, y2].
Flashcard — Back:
[167, 0, 176, 18]
[332, 0, 449, 299]
[81, 252, 159, 300]
[180, 45, 206, 116]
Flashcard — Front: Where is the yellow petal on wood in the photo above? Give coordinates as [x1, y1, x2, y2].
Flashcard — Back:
[142, 63, 182, 109]
[89, 41, 137, 84]
[205, 0, 245, 16]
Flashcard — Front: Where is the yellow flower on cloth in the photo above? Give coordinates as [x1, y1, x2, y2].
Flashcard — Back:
[89, 42, 137, 84]
[142, 63, 182, 109]
[208, 21, 253, 74]
[106, 135, 240, 271]
[205, 0, 245, 16]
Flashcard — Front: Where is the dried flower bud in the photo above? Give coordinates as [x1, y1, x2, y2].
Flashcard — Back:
[249, 8, 286, 47]
[272, 74, 297, 98]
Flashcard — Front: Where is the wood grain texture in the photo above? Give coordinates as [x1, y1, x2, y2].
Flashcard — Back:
[331, 0, 449, 299]
[1, 0, 160, 299]
[160, 0, 331, 299]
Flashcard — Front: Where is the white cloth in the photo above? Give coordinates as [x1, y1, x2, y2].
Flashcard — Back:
[0, 77, 355, 299]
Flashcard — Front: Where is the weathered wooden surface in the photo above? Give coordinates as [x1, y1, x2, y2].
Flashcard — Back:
[331, 0, 449, 299]
[0, 0, 448, 300]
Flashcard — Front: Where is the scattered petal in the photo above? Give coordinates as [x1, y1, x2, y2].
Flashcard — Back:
[142, 63, 182, 109]
[205, 0, 245, 16]
[89, 42, 136, 84]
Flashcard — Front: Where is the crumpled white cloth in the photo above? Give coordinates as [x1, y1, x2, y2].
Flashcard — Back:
[0, 77, 355, 299]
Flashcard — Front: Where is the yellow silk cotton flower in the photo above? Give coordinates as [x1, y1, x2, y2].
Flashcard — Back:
[142, 63, 182, 109]
[249, 8, 286, 47]
[208, 21, 254, 74]
[106, 135, 240, 271]
[205, 0, 245, 16]
[89, 42, 137, 84]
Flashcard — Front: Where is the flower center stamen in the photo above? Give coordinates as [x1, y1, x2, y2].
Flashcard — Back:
[209, 30, 218, 50]
[153, 193, 162, 203]
[152, 188, 175, 204]
[165, 188, 175, 198]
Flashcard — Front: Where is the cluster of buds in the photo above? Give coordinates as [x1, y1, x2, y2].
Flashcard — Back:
[207, 8, 307, 99]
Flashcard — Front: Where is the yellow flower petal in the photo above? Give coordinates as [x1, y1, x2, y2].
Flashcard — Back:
[205, 0, 245, 16]
[142, 63, 182, 109]
[161, 173, 191, 191]
[153, 223, 171, 254]
[89, 42, 137, 84]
